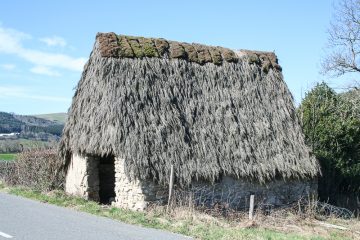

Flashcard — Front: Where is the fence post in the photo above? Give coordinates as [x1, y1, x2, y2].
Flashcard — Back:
[167, 164, 174, 212]
[249, 194, 255, 220]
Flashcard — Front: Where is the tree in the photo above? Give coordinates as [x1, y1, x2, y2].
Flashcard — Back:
[322, 0, 360, 77]
[298, 83, 360, 202]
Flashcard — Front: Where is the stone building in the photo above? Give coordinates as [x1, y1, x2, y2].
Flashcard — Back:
[59, 32, 319, 211]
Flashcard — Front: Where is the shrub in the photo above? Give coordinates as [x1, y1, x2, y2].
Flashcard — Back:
[298, 83, 360, 203]
[0, 161, 15, 182]
[3, 149, 65, 191]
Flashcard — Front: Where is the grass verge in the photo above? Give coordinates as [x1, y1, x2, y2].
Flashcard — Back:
[0, 153, 16, 161]
[0, 183, 357, 240]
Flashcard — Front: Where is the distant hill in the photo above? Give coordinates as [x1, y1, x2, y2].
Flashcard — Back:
[0, 112, 64, 136]
[0, 111, 65, 153]
[0, 112, 24, 133]
[32, 113, 67, 124]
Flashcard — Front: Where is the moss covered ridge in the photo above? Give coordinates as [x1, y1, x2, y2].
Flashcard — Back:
[96, 32, 281, 71]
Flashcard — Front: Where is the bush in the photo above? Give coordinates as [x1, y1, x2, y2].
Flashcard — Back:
[298, 83, 360, 203]
[0, 161, 15, 182]
[3, 149, 65, 191]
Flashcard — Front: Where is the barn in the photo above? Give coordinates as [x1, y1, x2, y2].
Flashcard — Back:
[59, 32, 319, 210]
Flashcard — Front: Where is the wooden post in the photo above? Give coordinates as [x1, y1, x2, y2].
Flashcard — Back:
[167, 164, 174, 212]
[249, 195, 255, 220]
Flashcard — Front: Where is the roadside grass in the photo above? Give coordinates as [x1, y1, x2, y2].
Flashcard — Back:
[0, 184, 357, 240]
[0, 153, 16, 161]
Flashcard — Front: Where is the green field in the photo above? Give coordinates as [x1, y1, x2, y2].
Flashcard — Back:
[0, 139, 57, 153]
[0, 153, 16, 161]
[33, 112, 67, 124]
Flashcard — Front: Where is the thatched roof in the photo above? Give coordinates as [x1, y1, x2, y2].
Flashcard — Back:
[59, 32, 319, 186]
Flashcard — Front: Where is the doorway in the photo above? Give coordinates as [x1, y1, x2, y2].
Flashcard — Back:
[98, 154, 116, 204]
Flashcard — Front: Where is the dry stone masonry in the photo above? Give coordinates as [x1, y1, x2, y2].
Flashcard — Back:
[189, 177, 317, 209]
[65, 154, 99, 201]
[65, 154, 167, 211]
[113, 158, 167, 210]
[65, 154, 316, 211]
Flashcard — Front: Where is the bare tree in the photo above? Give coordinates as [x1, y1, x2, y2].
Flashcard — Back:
[322, 0, 360, 77]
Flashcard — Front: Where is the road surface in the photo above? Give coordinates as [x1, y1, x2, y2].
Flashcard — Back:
[0, 193, 191, 240]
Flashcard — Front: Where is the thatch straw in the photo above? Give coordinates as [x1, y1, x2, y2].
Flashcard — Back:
[59, 33, 319, 187]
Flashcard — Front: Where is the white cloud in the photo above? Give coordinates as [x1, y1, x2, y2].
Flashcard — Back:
[30, 66, 61, 77]
[0, 27, 31, 54]
[0, 26, 86, 72]
[0, 86, 70, 103]
[1, 64, 16, 70]
[21, 49, 86, 71]
[40, 36, 67, 47]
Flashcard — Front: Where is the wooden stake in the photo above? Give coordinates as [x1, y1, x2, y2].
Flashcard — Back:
[249, 194, 255, 220]
[167, 164, 174, 212]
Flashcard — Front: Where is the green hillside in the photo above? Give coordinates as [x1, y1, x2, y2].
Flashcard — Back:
[33, 113, 67, 124]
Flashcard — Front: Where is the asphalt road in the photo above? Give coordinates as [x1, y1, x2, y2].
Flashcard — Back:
[0, 193, 191, 240]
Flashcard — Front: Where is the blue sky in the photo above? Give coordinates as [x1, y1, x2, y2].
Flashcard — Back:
[0, 0, 345, 114]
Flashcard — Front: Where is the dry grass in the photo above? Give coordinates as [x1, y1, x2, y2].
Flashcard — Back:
[250, 209, 359, 239]
[148, 203, 360, 240]
[158, 192, 360, 240]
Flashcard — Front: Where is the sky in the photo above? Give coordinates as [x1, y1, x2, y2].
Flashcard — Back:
[0, 0, 346, 115]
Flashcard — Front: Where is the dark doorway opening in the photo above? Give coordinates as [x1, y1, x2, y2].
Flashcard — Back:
[98, 155, 115, 204]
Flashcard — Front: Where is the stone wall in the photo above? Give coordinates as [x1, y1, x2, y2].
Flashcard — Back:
[113, 157, 167, 211]
[65, 153, 317, 211]
[65, 154, 99, 201]
[188, 177, 317, 210]
[112, 158, 316, 211]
